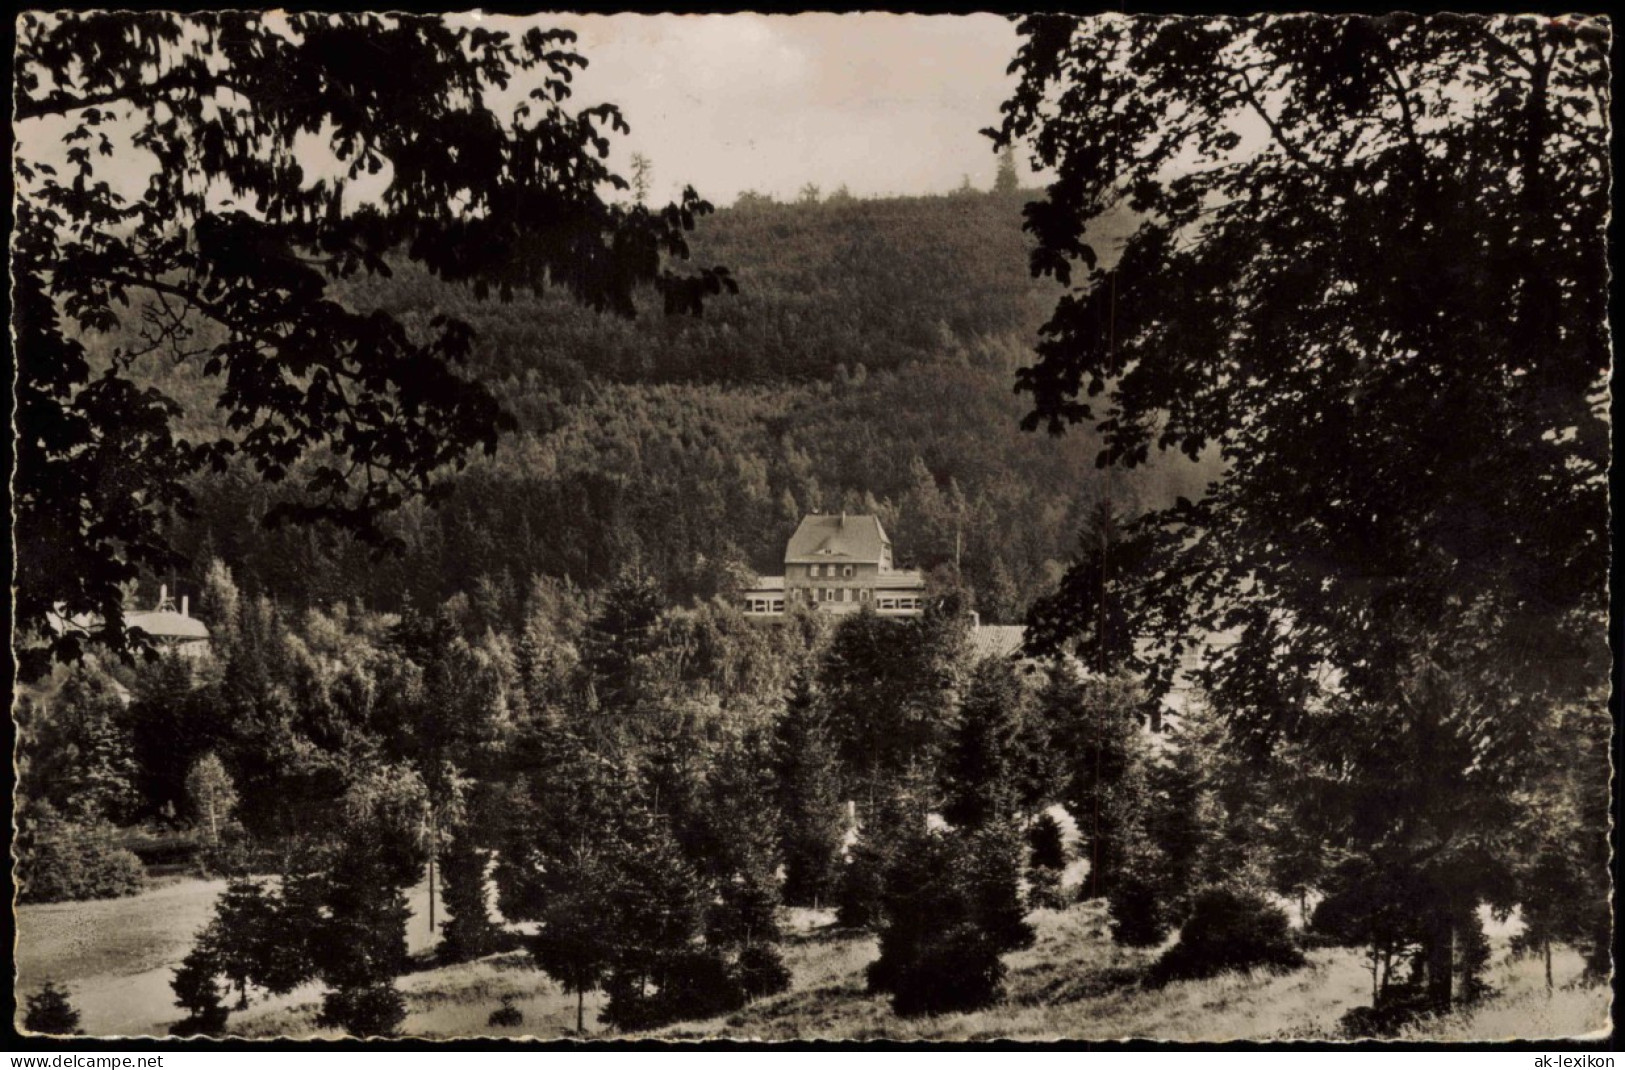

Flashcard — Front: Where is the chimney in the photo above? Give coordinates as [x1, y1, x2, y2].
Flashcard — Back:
[181, 595, 189, 618]
[971, 610, 981, 630]
[159, 583, 168, 610]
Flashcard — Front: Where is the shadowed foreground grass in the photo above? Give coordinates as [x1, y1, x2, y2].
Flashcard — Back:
[227, 899, 1609, 1041]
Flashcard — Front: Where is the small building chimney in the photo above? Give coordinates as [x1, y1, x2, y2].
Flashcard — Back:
[158, 583, 168, 610]
[181, 595, 189, 618]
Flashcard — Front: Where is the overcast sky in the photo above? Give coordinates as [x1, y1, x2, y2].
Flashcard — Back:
[524, 13, 1029, 205]
[16, 13, 1033, 211]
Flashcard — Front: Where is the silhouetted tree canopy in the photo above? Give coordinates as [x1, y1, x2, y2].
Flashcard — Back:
[995, 13, 1609, 1011]
[995, 12, 1608, 723]
[13, 11, 731, 673]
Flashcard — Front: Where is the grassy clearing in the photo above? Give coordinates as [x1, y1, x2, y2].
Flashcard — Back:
[14, 872, 448, 1037]
[1396, 947, 1610, 1042]
[19, 875, 1609, 1041]
[235, 952, 610, 1039]
[647, 902, 1609, 1042]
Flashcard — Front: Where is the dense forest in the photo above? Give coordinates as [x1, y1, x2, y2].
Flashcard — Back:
[103, 188, 1217, 622]
[15, 10, 1608, 1042]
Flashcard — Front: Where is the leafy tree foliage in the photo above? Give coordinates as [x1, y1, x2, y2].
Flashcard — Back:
[186, 751, 239, 848]
[18, 668, 141, 825]
[996, 14, 1608, 1011]
[14, 798, 146, 904]
[14, 11, 729, 673]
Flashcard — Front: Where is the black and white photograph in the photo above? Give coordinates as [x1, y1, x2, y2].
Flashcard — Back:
[10, 9, 1613, 1043]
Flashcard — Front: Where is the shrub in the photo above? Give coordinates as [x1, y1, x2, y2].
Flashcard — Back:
[867, 819, 1034, 1017]
[879, 923, 1007, 1017]
[24, 982, 82, 1035]
[486, 996, 524, 1028]
[18, 812, 146, 903]
[1147, 886, 1305, 986]
[735, 944, 792, 1000]
[1027, 865, 1067, 911]
[1339, 990, 1434, 1038]
[318, 983, 408, 1037]
[1106, 874, 1171, 947]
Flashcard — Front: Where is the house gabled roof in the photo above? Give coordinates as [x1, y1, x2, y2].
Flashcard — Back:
[126, 610, 210, 641]
[784, 514, 891, 564]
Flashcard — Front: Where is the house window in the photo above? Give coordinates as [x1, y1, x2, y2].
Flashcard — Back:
[842, 565, 853, 577]
[825, 588, 835, 602]
[810, 564, 820, 578]
[860, 588, 870, 602]
[772, 599, 784, 613]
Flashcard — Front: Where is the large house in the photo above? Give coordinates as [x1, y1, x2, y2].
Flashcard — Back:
[49, 584, 211, 659]
[742, 514, 928, 618]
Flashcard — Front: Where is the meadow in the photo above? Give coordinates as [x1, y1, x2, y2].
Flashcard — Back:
[19, 876, 1606, 1042]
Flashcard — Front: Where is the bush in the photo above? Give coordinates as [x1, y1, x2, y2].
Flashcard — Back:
[1027, 865, 1067, 911]
[24, 982, 82, 1035]
[1106, 874, 1171, 947]
[1338, 990, 1434, 1038]
[876, 922, 1007, 1017]
[604, 948, 741, 1031]
[1147, 887, 1305, 986]
[735, 944, 792, 1000]
[18, 812, 146, 903]
[318, 983, 407, 1037]
[867, 819, 1034, 1017]
[486, 996, 524, 1028]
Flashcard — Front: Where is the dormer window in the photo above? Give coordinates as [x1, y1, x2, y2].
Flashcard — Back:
[842, 565, 853, 577]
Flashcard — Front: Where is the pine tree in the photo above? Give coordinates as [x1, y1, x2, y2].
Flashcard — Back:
[866, 808, 1034, 1016]
[438, 833, 501, 963]
[993, 145, 1019, 194]
[940, 658, 1026, 829]
[24, 982, 82, 1035]
[774, 673, 846, 907]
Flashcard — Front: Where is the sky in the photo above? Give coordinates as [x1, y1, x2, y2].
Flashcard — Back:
[15, 13, 1034, 211]
[500, 13, 1030, 205]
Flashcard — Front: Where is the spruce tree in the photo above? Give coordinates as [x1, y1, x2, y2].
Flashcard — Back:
[24, 982, 82, 1035]
[774, 672, 846, 907]
[438, 833, 501, 963]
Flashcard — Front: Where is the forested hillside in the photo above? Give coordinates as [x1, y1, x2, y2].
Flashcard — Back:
[133, 189, 1217, 621]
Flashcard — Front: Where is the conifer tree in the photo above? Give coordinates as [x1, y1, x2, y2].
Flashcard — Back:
[774, 672, 846, 907]
[940, 658, 1027, 829]
[24, 983, 82, 1035]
